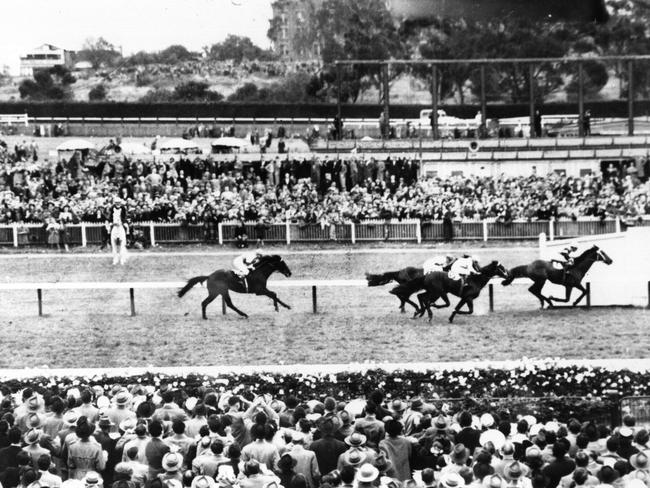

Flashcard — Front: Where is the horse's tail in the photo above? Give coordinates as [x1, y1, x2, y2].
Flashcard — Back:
[366, 271, 398, 287]
[178, 276, 209, 298]
[502, 265, 528, 286]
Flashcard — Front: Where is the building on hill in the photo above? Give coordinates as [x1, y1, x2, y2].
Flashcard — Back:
[269, 0, 323, 60]
[20, 44, 75, 77]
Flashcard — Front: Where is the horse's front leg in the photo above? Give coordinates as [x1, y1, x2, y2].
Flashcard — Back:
[260, 289, 291, 311]
[571, 284, 587, 306]
[549, 286, 573, 303]
[449, 298, 473, 323]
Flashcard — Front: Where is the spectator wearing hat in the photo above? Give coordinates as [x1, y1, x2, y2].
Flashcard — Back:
[494, 442, 517, 478]
[43, 396, 67, 441]
[389, 400, 407, 422]
[504, 462, 533, 488]
[542, 443, 576, 488]
[17, 395, 45, 434]
[402, 398, 424, 437]
[287, 432, 319, 488]
[629, 452, 650, 477]
[95, 416, 119, 485]
[24, 428, 51, 467]
[379, 419, 412, 482]
[617, 428, 639, 460]
[309, 418, 347, 476]
[144, 421, 170, 480]
[68, 421, 106, 480]
[158, 453, 183, 483]
[356, 463, 379, 487]
[337, 411, 354, 441]
[441, 443, 470, 477]
[111, 463, 135, 488]
[354, 402, 385, 449]
[192, 440, 228, 477]
[106, 393, 136, 435]
[241, 424, 279, 472]
[601, 438, 623, 468]
[439, 472, 466, 488]
[338, 432, 375, 472]
[83, 471, 104, 488]
[75, 391, 100, 425]
[38, 454, 62, 488]
[456, 411, 481, 455]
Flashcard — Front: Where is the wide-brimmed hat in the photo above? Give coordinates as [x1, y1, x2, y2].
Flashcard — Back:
[162, 452, 183, 472]
[119, 418, 137, 433]
[439, 472, 465, 488]
[480, 429, 506, 450]
[390, 400, 407, 413]
[114, 391, 132, 406]
[597, 466, 620, 484]
[83, 472, 101, 488]
[98, 415, 114, 428]
[24, 428, 41, 445]
[27, 413, 42, 429]
[357, 463, 379, 483]
[435, 415, 449, 430]
[483, 475, 505, 488]
[480, 414, 495, 429]
[344, 450, 367, 467]
[63, 411, 79, 427]
[631, 452, 650, 470]
[191, 476, 217, 488]
[504, 462, 524, 481]
[451, 443, 469, 464]
[410, 398, 424, 410]
[345, 432, 367, 447]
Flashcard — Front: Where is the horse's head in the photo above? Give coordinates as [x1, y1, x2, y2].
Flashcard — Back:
[262, 254, 292, 277]
[592, 245, 613, 265]
[481, 260, 509, 279]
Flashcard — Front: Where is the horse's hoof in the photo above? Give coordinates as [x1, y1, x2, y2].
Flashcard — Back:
[242, 314, 249, 319]
[286, 305, 292, 310]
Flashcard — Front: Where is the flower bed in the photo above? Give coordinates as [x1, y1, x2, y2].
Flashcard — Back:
[0, 362, 644, 424]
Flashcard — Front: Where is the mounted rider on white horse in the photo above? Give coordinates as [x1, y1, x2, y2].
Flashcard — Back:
[110, 199, 129, 265]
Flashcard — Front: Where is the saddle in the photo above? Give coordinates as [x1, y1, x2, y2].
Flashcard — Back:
[232, 272, 249, 292]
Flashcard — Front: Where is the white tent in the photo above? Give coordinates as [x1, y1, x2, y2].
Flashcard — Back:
[211, 137, 248, 148]
[56, 139, 96, 151]
[118, 142, 152, 155]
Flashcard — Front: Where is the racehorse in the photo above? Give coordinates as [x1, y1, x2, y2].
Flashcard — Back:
[177, 254, 292, 319]
[501, 245, 612, 308]
[110, 224, 127, 265]
[409, 261, 509, 323]
[366, 267, 424, 313]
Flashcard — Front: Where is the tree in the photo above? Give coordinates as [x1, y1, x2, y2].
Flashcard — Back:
[208, 35, 275, 63]
[88, 84, 108, 101]
[77, 37, 121, 69]
[157, 45, 195, 64]
[173, 81, 223, 102]
[18, 66, 76, 101]
[227, 82, 261, 102]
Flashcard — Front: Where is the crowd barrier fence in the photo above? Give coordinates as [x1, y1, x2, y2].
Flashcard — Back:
[0, 217, 647, 248]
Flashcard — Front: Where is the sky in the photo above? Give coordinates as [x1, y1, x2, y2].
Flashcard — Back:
[1, 0, 273, 75]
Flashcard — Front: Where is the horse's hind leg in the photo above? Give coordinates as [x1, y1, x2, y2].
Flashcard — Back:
[432, 293, 450, 309]
[260, 289, 291, 311]
[201, 292, 218, 320]
[223, 292, 248, 318]
[549, 286, 573, 304]
[529, 281, 552, 308]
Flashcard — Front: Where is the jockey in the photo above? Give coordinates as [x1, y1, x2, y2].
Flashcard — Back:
[423, 254, 454, 275]
[232, 251, 262, 290]
[552, 245, 578, 269]
[448, 254, 481, 292]
[110, 198, 129, 265]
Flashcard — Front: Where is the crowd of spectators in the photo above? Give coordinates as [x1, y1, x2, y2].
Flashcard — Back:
[1, 139, 649, 228]
[0, 379, 648, 488]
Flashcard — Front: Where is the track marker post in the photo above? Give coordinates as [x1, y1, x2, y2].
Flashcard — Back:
[129, 288, 136, 316]
[647, 281, 650, 309]
[37, 289, 42, 316]
[222, 297, 226, 315]
[312, 286, 318, 314]
[586, 282, 591, 308]
[489, 284, 494, 312]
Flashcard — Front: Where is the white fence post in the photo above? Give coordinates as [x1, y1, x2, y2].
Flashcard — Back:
[149, 223, 156, 247]
[416, 219, 422, 244]
[615, 216, 622, 233]
[351, 222, 356, 244]
[12, 224, 18, 248]
[81, 223, 87, 247]
[482, 220, 488, 242]
[218, 222, 223, 245]
[549, 219, 555, 241]
[286, 221, 291, 245]
[539, 232, 547, 258]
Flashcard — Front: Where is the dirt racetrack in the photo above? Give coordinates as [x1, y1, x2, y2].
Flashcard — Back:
[0, 244, 647, 368]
